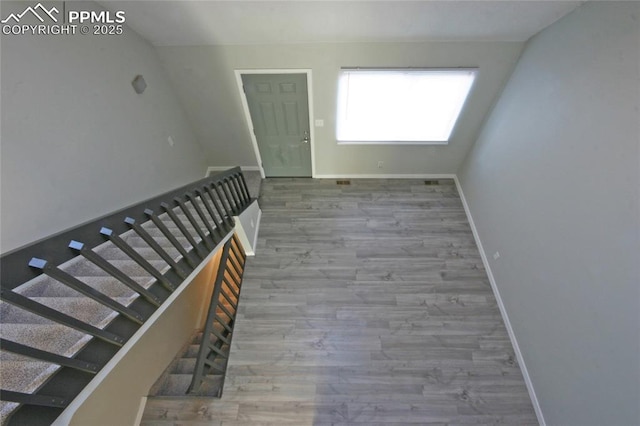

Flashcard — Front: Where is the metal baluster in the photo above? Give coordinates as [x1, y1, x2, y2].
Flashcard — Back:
[213, 182, 235, 218]
[69, 240, 162, 307]
[28, 257, 145, 324]
[161, 202, 208, 259]
[175, 198, 213, 251]
[1, 339, 99, 374]
[222, 276, 239, 299]
[187, 239, 232, 394]
[0, 390, 68, 408]
[194, 189, 226, 239]
[186, 193, 220, 244]
[238, 171, 252, 200]
[100, 228, 176, 291]
[223, 178, 241, 213]
[145, 209, 198, 269]
[124, 217, 188, 279]
[0, 289, 125, 346]
[232, 174, 248, 206]
[205, 186, 234, 231]
[227, 176, 244, 208]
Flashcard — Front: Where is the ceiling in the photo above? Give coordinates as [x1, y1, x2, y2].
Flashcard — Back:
[98, 1, 584, 46]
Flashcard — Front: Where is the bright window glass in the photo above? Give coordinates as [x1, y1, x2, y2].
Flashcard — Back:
[336, 68, 477, 143]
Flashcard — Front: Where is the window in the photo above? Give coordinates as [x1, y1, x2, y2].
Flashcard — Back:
[336, 68, 477, 144]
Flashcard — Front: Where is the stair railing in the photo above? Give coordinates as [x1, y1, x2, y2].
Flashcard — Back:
[0, 167, 253, 425]
[187, 233, 246, 396]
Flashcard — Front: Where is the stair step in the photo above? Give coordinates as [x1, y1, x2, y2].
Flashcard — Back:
[0, 324, 89, 357]
[1, 302, 57, 324]
[60, 258, 159, 278]
[172, 357, 227, 375]
[0, 402, 19, 426]
[27, 296, 128, 327]
[154, 374, 223, 397]
[94, 245, 167, 263]
[120, 236, 183, 259]
[183, 344, 201, 358]
[14, 275, 146, 299]
[0, 359, 59, 392]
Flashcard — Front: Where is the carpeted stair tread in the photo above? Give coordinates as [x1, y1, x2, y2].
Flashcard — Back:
[16, 275, 149, 298]
[0, 324, 89, 356]
[0, 357, 63, 424]
[27, 296, 129, 327]
[60, 258, 158, 278]
[172, 357, 227, 375]
[153, 373, 223, 397]
[243, 171, 262, 199]
[1, 302, 59, 325]
[120, 236, 183, 260]
[183, 344, 201, 359]
[93, 245, 168, 264]
[0, 402, 19, 426]
[0, 360, 59, 393]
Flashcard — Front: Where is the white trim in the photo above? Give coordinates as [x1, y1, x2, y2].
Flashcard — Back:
[314, 173, 456, 179]
[52, 233, 233, 426]
[206, 166, 261, 177]
[252, 208, 262, 252]
[232, 200, 262, 256]
[234, 69, 316, 178]
[133, 397, 147, 426]
[453, 176, 546, 426]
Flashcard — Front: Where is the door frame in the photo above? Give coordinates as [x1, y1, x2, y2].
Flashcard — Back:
[234, 69, 316, 178]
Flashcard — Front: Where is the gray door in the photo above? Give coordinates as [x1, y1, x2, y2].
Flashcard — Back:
[242, 74, 312, 177]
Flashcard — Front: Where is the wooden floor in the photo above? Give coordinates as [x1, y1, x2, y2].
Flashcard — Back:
[141, 178, 538, 425]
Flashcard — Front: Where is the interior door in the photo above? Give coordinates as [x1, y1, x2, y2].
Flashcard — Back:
[242, 73, 312, 177]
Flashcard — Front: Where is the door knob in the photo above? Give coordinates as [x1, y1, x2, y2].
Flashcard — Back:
[301, 130, 309, 144]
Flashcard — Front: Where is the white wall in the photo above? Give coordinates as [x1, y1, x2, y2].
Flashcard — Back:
[457, 2, 640, 425]
[155, 41, 523, 176]
[0, 1, 209, 253]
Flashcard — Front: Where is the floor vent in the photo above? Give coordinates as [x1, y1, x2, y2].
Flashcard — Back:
[336, 180, 351, 185]
[424, 180, 440, 185]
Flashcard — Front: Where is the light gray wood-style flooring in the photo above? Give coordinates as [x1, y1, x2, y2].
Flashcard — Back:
[142, 178, 538, 425]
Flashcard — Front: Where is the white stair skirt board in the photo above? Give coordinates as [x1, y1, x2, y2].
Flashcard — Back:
[453, 176, 546, 426]
[233, 200, 261, 256]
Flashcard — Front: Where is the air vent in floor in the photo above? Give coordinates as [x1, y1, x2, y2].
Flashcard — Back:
[424, 180, 440, 185]
[336, 180, 351, 185]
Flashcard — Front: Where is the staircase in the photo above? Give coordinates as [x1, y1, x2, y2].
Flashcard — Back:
[0, 168, 255, 425]
[148, 332, 227, 397]
[149, 234, 246, 398]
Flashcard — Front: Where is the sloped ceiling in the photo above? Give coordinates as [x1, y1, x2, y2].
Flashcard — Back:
[99, 1, 583, 46]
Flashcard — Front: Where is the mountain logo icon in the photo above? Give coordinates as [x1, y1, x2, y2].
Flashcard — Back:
[1, 3, 59, 24]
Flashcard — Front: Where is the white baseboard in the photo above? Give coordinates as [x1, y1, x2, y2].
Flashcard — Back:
[453, 176, 545, 426]
[206, 166, 261, 177]
[314, 173, 456, 179]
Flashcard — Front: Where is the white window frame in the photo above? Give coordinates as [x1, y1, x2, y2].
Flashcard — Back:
[336, 68, 478, 145]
